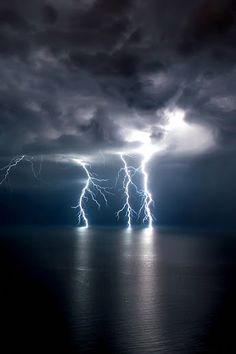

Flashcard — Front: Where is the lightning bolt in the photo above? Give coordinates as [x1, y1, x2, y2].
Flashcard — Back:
[139, 155, 154, 229]
[72, 160, 110, 228]
[1, 154, 155, 229]
[25, 155, 43, 180]
[0, 155, 26, 185]
[0, 155, 42, 185]
[116, 154, 141, 229]
[116, 154, 133, 229]
[116, 153, 155, 229]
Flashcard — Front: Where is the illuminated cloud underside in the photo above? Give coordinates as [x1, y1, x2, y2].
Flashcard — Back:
[118, 108, 215, 157]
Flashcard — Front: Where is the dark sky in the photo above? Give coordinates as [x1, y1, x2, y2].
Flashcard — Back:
[0, 0, 235, 228]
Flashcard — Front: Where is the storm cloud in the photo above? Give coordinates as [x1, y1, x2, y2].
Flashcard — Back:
[0, 0, 236, 228]
[0, 0, 235, 159]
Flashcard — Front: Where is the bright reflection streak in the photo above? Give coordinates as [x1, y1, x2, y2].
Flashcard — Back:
[76, 225, 89, 234]
[140, 226, 155, 245]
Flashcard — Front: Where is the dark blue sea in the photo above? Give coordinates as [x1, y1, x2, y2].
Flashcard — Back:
[0, 227, 236, 353]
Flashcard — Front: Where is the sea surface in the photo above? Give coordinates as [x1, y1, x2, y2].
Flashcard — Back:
[0, 227, 236, 353]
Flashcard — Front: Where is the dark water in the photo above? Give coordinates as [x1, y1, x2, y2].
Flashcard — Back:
[0, 227, 236, 353]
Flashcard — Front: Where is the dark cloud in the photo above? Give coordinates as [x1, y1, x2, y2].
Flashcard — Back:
[0, 0, 235, 159]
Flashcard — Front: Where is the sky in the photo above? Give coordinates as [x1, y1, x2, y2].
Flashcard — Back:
[0, 0, 235, 228]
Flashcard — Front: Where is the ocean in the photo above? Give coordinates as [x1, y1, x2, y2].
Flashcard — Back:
[0, 227, 235, 353]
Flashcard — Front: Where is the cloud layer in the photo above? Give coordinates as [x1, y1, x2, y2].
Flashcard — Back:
[0, 0, 236, 159]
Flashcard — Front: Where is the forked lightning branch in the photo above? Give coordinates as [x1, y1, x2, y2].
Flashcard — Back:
[0, 154, 155, 229]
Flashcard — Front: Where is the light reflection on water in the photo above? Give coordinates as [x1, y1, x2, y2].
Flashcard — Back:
[73, 227, 161, 353]
[0, 228, 236, 354]
[68, 228, 236, 353]
[2, 226, 235, 353]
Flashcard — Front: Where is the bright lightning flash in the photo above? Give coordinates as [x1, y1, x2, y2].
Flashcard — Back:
[116, 154, 139, 229]
[0, 155, 25, 185]
[0, 155, 41, 185]
[72, 159, 110, 228]
[139, 155, 154, 229]
[117, 128, 156, 229]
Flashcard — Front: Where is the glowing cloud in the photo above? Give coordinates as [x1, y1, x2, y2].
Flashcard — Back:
[118, 107, 215, 158]
[163, 108, 215, 155]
